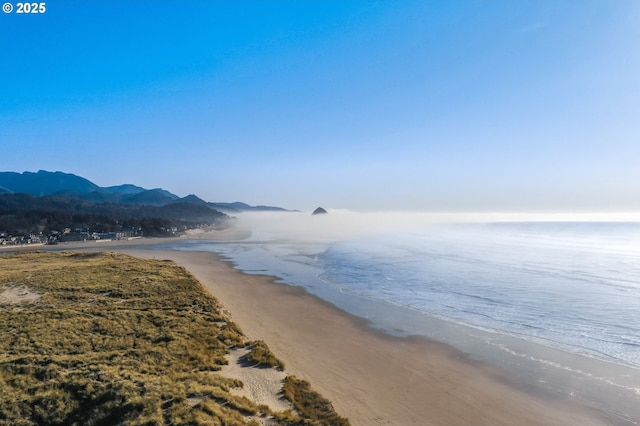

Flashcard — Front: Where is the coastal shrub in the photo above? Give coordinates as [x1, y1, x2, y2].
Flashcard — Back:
[242, 340, 285, 370]
[282, 376, 350, 426]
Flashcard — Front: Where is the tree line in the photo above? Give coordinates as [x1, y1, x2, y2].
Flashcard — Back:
[0, 194, 228, 237]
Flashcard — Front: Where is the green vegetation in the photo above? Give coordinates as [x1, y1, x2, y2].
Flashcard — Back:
[282, 376, 351, 426]
[242, 340, 285, 370]
[0, 251, 348, 426]
[0, 193, 227, 238]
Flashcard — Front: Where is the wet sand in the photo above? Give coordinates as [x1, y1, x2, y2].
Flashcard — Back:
[119, 247, 608, 425]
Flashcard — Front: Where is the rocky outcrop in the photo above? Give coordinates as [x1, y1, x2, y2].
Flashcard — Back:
[312, 207, 328, 215]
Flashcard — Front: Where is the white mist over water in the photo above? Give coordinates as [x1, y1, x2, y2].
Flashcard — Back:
[213, 210, 640, 368]
[231, 210, 640, 242]
[169, 210, 640, 421]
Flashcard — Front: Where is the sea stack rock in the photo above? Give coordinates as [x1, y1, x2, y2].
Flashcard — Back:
[312, 207, 328, 215]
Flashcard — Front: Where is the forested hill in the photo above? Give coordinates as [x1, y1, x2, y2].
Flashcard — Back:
[0, 170, 291, 214]
[0, 170, 294, 242]
[0, 193, 228, 239]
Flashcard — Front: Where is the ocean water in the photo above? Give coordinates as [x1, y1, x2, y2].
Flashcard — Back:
[320, 222, 640, 368]
[175, 222, 640, 367]
[166, 220, 640, 422]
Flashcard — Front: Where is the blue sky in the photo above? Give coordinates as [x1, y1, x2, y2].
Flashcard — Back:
[1, 1, 639, 212]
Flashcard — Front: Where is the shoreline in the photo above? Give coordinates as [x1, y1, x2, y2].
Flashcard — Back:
[1, 237, 623, 424]
[118, 247, 609, 425]
[152, 237, 640, 424]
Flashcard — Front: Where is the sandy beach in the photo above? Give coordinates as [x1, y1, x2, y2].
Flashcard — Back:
[3, 237, 612, 425]
[117, 247, 609, 426]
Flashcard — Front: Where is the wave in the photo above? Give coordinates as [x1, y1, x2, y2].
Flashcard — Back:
[318, 223, 640, 367]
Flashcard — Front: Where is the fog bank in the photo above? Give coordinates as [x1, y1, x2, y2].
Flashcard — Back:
[232, 210, 640, 243]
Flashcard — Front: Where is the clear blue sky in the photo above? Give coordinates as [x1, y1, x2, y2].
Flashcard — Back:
[1, 0, 639, 212]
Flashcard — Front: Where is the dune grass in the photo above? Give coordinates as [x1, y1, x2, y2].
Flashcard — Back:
[242, 340, 285, 370]
[282, 376, 350, 426]
[0, 251, 347, 426]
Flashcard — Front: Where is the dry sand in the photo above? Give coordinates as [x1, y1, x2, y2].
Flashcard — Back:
[0, 285, 42, 305]
[114, 247, 609, 426]
[221, 348, 292, 413]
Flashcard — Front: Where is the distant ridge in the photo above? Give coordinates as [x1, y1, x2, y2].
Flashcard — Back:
[0, 170, 99, 196]
[0, 170, 292, 212]
[101, 184, 147, 195]
[180, 194, 209, 206]
[121, 190, 177, 206]
[208, 201, 291, 214]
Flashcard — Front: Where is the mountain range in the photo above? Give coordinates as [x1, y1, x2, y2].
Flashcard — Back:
[0, 170, 289, 214]
[0, 170, 294, 239]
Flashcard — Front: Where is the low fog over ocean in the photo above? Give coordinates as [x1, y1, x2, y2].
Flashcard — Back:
[163, 210, 640, 422]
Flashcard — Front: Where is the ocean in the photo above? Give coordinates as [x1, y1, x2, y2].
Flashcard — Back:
[323, 222, 640, 367]
[165, 219, 640, 423]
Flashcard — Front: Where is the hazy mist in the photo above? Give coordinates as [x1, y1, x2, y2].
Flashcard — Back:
[231, 210, 640, 243]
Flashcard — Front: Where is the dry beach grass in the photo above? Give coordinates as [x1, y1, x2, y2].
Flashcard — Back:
[0, 251, 347, 425]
